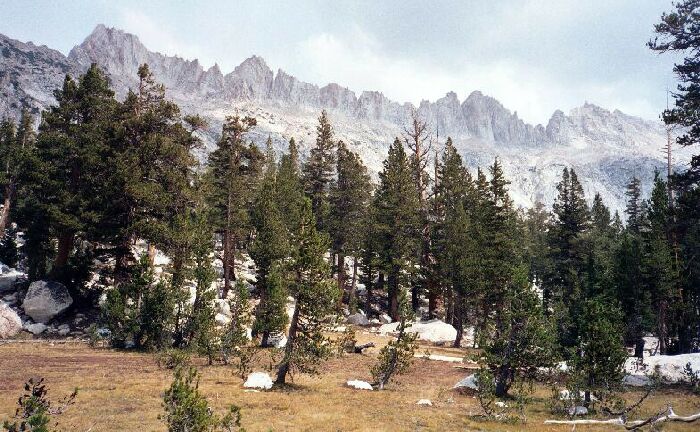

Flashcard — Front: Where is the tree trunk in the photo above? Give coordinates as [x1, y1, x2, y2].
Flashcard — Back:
[411, 286, 419, 313]
[658, 300, 668, 355]
[453, 299, 463, 348]
[115, 234, 134, 284]
[147, 243, 157, 266]
[275, 300, 300, 385]
[388, 268, 399, 321]
[337, 253, 346, 308]
[494, 366, 510, 398]
[428, 284, 438, 320]
[261, 331, 270, 348]
[349, 257, 358, 311]
[222, 229, 235, 299]
[634, 336, 645, 359]
[0, 186, 13, 236]
[445, 288, 454, 325]
[52, 232, 74, 276]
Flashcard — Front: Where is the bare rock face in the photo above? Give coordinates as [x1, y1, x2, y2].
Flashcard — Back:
[0, 33, 78, 122]
[0, 24, 683, 214]
[0, 303, 22, 338]
[22, 281, 73, 324]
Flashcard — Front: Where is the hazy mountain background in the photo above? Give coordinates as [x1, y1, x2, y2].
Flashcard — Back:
[1, 25, 689, 213]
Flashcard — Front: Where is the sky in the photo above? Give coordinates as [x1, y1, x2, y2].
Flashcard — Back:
[1, 0, 682, 125]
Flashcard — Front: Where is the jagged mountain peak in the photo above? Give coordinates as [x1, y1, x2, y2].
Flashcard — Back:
[0, 25, 681, 214]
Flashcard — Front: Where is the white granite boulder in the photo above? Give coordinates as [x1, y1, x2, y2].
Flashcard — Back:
[243, 372, 273, 390]
[0, 303, 22, 338]
[379, 319, 457, 344]
[22, 281, 73, 323]
[346, 380, 373, 390]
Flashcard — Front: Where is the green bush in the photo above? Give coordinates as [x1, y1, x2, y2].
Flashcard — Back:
[2, 378, 77, 432]
[162, 366, 244, 432]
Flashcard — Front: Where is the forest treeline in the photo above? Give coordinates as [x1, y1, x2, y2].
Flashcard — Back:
[0, 0, 698, 403]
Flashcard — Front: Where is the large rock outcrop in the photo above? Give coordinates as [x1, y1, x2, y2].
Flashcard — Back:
[0, 24, 686, 214]
[22, 281, 73, 323]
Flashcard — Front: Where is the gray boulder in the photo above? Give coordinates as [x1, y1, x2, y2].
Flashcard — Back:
[24, 322, 48, 335]
[57, 324, 71, 336]
[22, 281, 73, 323]
[569, 406, 588, 416]
[346, 313, 369, 326]
[379, 313, 392, 324]
[0, 303, 22, 338]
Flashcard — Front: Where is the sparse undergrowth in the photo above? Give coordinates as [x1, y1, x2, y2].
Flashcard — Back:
[1, 341, 700, 432]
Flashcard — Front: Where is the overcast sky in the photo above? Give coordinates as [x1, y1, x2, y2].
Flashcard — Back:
[1, 0, 682, 125]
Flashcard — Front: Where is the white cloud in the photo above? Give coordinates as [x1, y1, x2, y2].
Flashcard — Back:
[116, 9, 216, 68]
[293, 21, 666, 125]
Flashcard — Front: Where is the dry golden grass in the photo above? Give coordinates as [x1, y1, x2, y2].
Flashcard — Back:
[0, 336, 699, 432]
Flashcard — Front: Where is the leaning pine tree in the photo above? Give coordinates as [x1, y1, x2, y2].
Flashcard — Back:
[275, 198, 339, 385]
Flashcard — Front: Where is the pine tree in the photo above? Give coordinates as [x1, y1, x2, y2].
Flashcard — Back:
[329, 141, 371, 310]
[402, 110, 433, 311]
[625, 176, 643, 234]
[103, 255, 177, 350]
[375, 139, 421, 321]
[650, 1, 700, 352]
[481, 158, 519, 340]
[568, 295, 627, 408]
[162, 366, 243, 432]
[359, 197, 382, 316]
[113, 64, 197, 283]
[275, 198, 339, 385]
[206, 115, 264, 297]
[617, 176, 653, 358]
[178, 209, 219, 362]
[20, 65, 118, 291]
[548, 168, 590, 350]
[303, 110, 336, 232]
[370, 291, 417, 389]
[585, 193, 617, 299]
[523, 201, 553, 295]
[222, 280, 256, 377]
[479, 264, 556, 398]
[643, 172, 681, 354]
[432, 138, 477, 346]
[250, 151, 290, 346]
[0, 110, 35, 237]
[276, 138, 305, 241]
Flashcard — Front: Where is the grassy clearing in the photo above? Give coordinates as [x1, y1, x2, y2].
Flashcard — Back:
[0, 336, 698, 431]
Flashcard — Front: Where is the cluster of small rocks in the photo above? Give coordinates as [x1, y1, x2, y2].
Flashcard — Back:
[0, 262, 89, 340]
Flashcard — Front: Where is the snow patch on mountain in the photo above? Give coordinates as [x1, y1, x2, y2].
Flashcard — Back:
[1, 24, 691, 213]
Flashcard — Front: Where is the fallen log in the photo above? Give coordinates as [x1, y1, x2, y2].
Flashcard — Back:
[625, 406, 700, 430]
[354, 342, 375, 353]
[544, 406, 700, 429]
